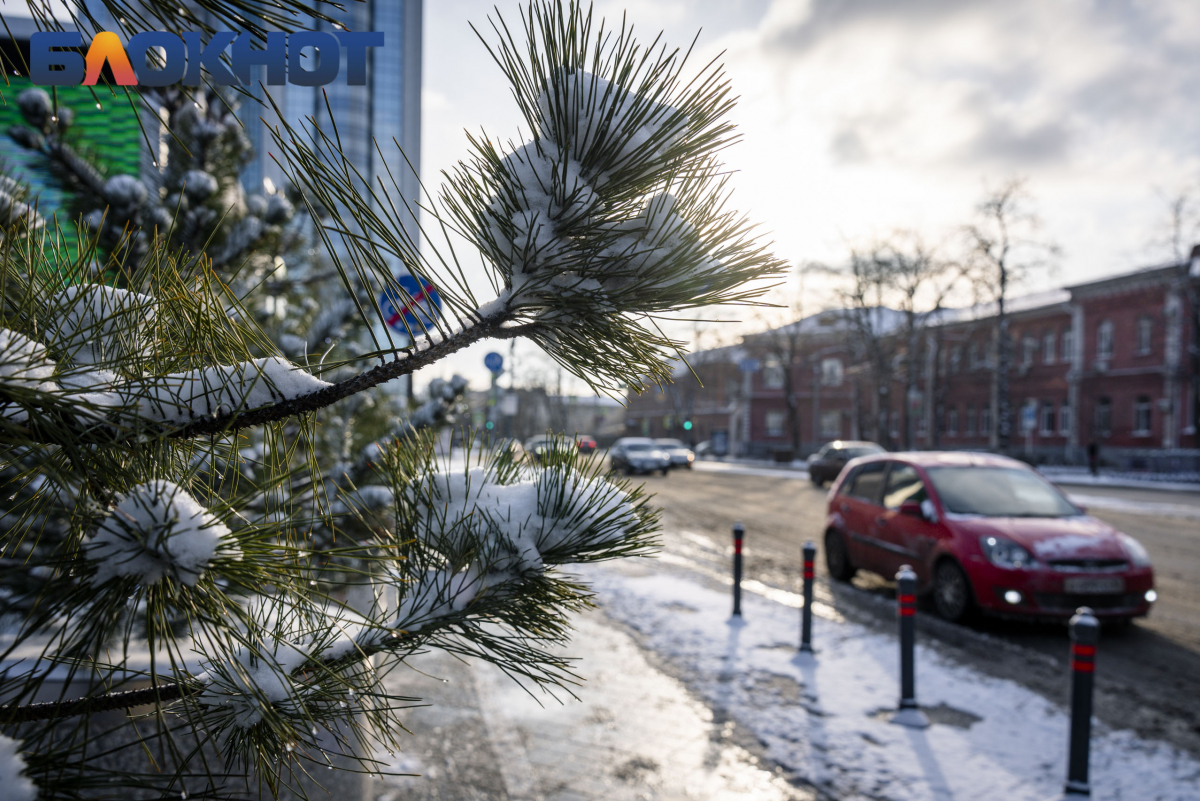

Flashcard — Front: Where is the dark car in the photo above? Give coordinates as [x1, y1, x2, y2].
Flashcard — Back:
[609, 438, 672, 476]
[654, 438, 694, 469]
[807, 441, 885, 487]
[823, 451, 1155, 624]
[576, 434, 598, 455]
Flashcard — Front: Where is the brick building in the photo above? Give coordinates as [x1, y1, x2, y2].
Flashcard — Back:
[626, 252, 1199, 470]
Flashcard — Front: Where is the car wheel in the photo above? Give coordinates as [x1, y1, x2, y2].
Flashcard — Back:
[933, 559, 975, 624]
[661, 468, 669, 476]
[824, 530, 856, 582]
[624, 466, 634, 477]
[811, 474, 824, 488]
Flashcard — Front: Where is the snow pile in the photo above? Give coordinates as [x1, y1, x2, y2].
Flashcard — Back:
[86, 480, 240, 586]
[536, 67, 685, 170]
[583, 564, 1200, 801]
[483, 67, 706, 306]
[199, 636, 312, 729]
[53, 285, 156, 365]
[0, 329, 58, 422]
[0, 735, 37, 801]
[132, 356, 331, 423]
[389, 466, 638, 632]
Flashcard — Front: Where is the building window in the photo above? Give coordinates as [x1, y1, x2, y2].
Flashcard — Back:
[980, 406, 992, 437]
[947, 407, 959, 437]
[765, 410, 786, 437]
[965, 406, 977, 436]
[1059, 402, 1072, 436]
[1135, 317, 1153, 356]
[820, 357, 844, 387]
[763, 356, 784, 389]
[1133, 396, 1152, 436]
[1043, 331, 1056, 365]
[1094, 397, 1112, 438]
[1040, 402, 1056, 436]
[1022, 336, 1037, 367]
[889, 412, 899, 440]
[1061, 329, 1073, 363]
[820, 410, 840, 438]
[1096, 320, 1113, 362]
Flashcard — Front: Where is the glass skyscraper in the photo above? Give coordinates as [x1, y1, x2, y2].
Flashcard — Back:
[240, 0, 423, 249]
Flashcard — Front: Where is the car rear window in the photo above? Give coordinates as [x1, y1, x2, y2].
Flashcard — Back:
[843, 462, 886, 503]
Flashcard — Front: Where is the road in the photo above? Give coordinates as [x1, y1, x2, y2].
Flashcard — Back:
[628, 464, 1200, 760]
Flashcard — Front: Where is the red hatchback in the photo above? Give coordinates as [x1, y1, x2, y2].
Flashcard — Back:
[824, 452, 1156, 623]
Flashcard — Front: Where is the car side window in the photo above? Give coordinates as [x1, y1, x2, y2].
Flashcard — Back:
[883, 463, 928, 509]
[845, 461, 887, 504]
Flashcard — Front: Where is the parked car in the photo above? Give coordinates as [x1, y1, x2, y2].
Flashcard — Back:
[490, 437, 528, 462]
[694, 440, 714, 460]
[524, 436, 574, 462]
[609, 438, 672, 476]
[824, 451, 1156, 624]
[654, 438, 695, 469]
[576, 434, 598, 455]
[807, 440, 885, 487]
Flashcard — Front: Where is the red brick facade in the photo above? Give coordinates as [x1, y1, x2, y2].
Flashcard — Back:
[625, 258, 1199, 469]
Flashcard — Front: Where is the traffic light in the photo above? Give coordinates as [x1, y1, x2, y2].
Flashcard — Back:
[683, 420, 693, 430]
[485, 421, 494, 430]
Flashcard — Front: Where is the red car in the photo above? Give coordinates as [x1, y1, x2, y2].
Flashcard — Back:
[824, 452, 1156, 623]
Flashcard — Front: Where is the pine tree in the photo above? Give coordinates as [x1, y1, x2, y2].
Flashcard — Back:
[0, 1, 784, 797]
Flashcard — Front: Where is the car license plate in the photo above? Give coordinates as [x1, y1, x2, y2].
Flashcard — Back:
[1063, 576, 1125, 594]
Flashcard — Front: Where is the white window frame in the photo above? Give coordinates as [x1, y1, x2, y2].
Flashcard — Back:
[1061, 329, 1074, 364]
[1040, 402, 1056, 436]
[1059, 402, 1072, 436]
[1022, 336, 1037, 367]
[820, 409, 840, 438]
[1133, 397, 1152, 437]
[980, 406, 992, 437]
[820, 357, 844, 387]
[765, 410, 786, 437]
[763, 356, 784, 390]
[1042, 331, 1056, 365]
[965, 407, 976, 436]
[1097, 320, 1113, 362]
[947, 407, 959, 437]
[1135, 317, 1153, 356]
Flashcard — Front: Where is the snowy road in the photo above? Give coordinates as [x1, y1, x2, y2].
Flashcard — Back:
[639, 467, 1200, 767]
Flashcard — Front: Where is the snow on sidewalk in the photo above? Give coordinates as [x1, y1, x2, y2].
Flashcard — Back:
[580, 562, 1200, 801]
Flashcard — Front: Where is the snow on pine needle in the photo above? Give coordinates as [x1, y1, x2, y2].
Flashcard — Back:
[86, 480, 241, 587]
[0, 328, 57, 422]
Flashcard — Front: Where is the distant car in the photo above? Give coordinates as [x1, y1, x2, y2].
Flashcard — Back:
[609, 437, 672, 476]
[824, 451, 1156, 624]
[694, 440, 714, 460]
[576, 434, 598, 455]
[524, 436, 573, 462]
[490, 437, 528, 462]
[654, 438, 695, 469]
[807, 440, 885, 487]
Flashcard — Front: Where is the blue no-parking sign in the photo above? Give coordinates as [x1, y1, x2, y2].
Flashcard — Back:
[379, 274, 442, 333]
[484, 352, 504, 374]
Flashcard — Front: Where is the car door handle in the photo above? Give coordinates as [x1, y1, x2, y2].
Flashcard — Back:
[875, 516, 887, 527]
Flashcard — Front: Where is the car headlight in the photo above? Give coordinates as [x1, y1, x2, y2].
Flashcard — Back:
[979, 536, 1035, 569]
[1118, 533, 1152, 567]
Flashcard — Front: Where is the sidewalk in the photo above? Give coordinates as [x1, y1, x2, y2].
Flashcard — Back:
[371, 607, 813, 800]
[584, 559, 1199, 801]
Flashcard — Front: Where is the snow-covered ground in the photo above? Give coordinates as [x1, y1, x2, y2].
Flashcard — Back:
[579, 562, 1200, 801]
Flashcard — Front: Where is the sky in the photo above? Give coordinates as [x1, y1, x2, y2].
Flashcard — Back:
[416, 0, 1200, 396]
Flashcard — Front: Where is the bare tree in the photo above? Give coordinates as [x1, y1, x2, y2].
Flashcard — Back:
[871, 233, 962, 450]
[1155, 190, 1200, 443]
[963, 179, 1059, 452]
[750, 267, 813, 455]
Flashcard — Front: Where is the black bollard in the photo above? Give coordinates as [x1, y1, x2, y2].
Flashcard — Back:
[1065, 607, 1099, 797]
[800, 541, 815, 652]
[889, 565, 929, 727]
[732, 522, 744, 617]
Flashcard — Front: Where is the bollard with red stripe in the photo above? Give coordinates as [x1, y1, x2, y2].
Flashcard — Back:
[731, 523, 744, 617]
[889, 565, 929, 727]
[800, 541, 816, 652]
[1065, 607, 1099, 797]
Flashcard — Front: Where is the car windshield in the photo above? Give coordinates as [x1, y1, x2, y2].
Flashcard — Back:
[624, 443, 655, 451]
[656, 439, 684, 447]
[926, 467, 1080, 518]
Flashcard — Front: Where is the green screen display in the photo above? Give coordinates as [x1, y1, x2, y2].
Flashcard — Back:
[0, 77, 144, 262]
